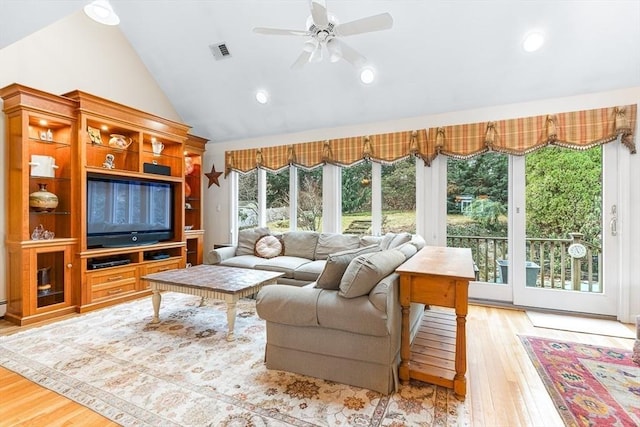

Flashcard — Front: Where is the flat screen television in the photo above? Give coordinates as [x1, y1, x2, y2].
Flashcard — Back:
[86, 174, 174, 248]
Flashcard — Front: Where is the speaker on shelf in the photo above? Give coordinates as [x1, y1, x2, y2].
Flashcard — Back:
[143, 162, 171, 176]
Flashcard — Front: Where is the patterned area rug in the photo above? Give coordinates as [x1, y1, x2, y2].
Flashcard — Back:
[0, 293, 469, 426]
[519, 335, 640, 427]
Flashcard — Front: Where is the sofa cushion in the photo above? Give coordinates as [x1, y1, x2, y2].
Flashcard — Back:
[339, 249, 407, 298]
[236, 227, 271, 256]
[283, 231, 319, 259]
[360, 235, 382, 248]
[220, 254, 265, 269]
[254, 235, 283, 259]
[254, 256, 312, 279]
[410, 234, 426, 251]
[314, 233, 360, 260]
[380, 232, 412, 250]
[316, 290, 390, 337]
[315, 245, 381, 290]
[256, 285, 321, 327]
[293, 260, 326, 282]
[395, 242, 418, 260]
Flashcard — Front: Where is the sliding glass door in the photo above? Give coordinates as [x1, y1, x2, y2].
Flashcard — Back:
[445, 144, 619, 315]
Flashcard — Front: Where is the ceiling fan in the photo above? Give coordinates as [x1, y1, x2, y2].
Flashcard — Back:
[253, 0, 393, 69]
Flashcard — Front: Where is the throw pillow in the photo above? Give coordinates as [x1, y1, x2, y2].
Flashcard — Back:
[236, 226, 271, 256]
[315, 244, 381, 290]
[395, 241, 417, 260]
[314, 233, 360, 260]
[283, 231, 319, 259]
[254, 235, 283, 259]
[339, 249, 406, 298]
[380, 232, 412, 250]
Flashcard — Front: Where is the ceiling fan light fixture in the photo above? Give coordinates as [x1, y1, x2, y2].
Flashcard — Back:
[255, 90, 269, 104]
[303, 39, 317, 53]
[84, 0, 120, 25]
[360, 67, 375, 84]
[522, 31, 544, 52]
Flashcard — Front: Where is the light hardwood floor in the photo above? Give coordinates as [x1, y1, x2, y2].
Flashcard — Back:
[0, 303, 635, 427]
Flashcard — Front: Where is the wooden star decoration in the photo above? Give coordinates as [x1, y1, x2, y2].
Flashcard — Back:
[205, 163, 223, 188]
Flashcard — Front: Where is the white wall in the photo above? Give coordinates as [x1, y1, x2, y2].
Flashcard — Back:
[0, 10, 182, 317]
[205, 87, 640, 322]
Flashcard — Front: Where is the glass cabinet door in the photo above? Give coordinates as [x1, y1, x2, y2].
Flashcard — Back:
[34, 244, 72, 311]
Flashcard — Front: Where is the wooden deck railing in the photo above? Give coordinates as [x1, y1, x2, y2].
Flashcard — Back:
[447, 233, 602, 293]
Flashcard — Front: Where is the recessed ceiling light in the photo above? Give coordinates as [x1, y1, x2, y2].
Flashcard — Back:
[522, 31, 544, 52]
[360, 68, 375, 84]
[84, 0, 120, 26]
[255, 90, 269, 104]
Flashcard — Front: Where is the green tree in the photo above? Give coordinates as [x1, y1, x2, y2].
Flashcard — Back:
[382, 158, 416, 210]
[447, 153, 508, 214]
[525, 146, 602, 244]
[341, 162, 371, 214]
[266, 169, 289, 207]
[466, 199, 507, 232]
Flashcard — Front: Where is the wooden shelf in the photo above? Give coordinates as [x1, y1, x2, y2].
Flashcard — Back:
[1, 83, 209, 324]
[409, 309, 457, 387]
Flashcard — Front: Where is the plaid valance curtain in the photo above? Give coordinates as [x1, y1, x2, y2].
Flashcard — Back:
[226, 105, 636, 174]
[226, 130, 427, 174]
[424, 105, 637, 161]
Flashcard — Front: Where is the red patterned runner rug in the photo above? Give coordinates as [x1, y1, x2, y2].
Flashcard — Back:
[519, 335, 639, 427]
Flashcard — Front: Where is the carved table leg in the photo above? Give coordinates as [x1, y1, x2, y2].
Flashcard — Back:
[151, 288, 161, 323]
[399, 277, 411, 384]
[225, 298, 238, 341]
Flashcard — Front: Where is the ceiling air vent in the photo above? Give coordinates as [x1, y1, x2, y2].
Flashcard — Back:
[209, 42, 231, 60]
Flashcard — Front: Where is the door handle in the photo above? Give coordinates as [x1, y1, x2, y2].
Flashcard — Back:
[610, 218, 617, 236]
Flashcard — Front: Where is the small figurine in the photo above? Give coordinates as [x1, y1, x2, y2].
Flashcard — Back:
[31, 224, 44, 240]
[103, 153, 115, 169]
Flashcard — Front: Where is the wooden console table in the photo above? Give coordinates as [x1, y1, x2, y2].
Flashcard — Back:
[396, 246, 475, 398]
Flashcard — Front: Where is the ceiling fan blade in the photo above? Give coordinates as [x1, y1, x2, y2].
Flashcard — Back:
[309, 0, 329, 27]
[333, 39, 366, 67]
[326, 38, 342, 63]
[291, 50, 312, 69]
[334, 12, 393, 37]
[309, 43, 324, 63]
[253, 27, 311, 36]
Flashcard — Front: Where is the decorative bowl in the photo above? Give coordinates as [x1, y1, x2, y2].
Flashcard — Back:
[108, 134, 133, 150]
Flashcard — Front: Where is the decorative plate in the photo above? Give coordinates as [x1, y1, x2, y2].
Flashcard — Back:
[87, 126, 102, 145]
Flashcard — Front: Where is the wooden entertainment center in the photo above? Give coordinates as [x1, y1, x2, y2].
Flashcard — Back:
[1, 84, 208, 325]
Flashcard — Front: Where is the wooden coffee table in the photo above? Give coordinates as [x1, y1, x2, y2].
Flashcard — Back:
[141, 265, 283, 341]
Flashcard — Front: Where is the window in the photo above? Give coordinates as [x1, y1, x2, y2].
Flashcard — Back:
[297, 167, 322, 231]
[341, 162, 372, 234]
[238, 170, 258, 230]
[232, 158, 418, 236]
[446, 153, 508, 283]
[266, 169, 290, 232]
[382, 157, 416, 234]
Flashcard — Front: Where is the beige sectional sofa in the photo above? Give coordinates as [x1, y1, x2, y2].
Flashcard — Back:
[207, 228, 427, 394]
[207, 227, 418, 286]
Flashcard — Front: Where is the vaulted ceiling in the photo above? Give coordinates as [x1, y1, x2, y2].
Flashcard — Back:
[2, 1, 639, 143]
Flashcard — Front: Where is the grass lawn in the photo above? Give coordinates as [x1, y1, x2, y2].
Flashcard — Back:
[268, 212, 481, 234]
[342, 210, 416, 234]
